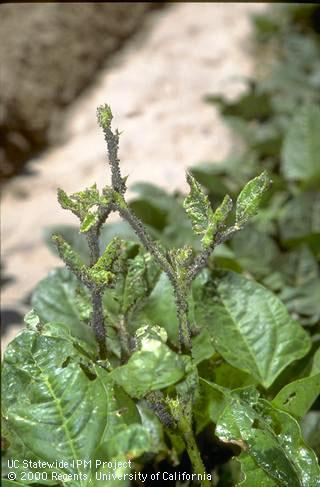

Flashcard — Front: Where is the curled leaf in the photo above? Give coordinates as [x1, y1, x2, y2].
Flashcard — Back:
[202, 194, 233, 248]
[236, 171, 270, 225]
[80, 212, 99, 233]
[184, 172, 213, 236]
[97, 104, 113, 130]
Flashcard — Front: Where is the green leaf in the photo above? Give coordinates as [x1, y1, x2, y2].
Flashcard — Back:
[236, 454, 279, 486]
[184, 173, 213, 236]
[272, 373, 320, 419]
[236, 171, 270, 225]
[1, 324, 110, 485]
[195, 271, 311, 388]
[281, 104, 320, 187]
[96, 380, 140, 448]
[110, 339, 188, 398]
[32, 268, 97, 352]
[301, 411, 320, 458]
[272, 347, 320, 419]
[216, 393, 320, 486]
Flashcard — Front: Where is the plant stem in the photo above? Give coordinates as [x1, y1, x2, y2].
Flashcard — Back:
[91, 290, 107, 359]
[99, 107, 192, 352]
[178, 416, 211, 487]
[87, 227, 100, 266]
[174, 286, 191, 352]
[86, 225, 107, 359]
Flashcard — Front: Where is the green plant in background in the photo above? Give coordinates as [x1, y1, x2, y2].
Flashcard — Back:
[2, 4, 320, 486]
[2, 102, 320, 487]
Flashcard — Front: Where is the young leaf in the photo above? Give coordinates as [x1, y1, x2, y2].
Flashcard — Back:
[184, 172, 213, 236]
[93, 241, 120, 273]
[202, 194, 233, 248]
[169, 245, 193, 281]
[80, 212, 99, 233]
[281, 104, 320, 187]
[57, 187, 79, 215]
[58, 185, 101, 223]
[184, 173, 234, 248]
[235, 171, 270, 226]
[122, 252, 159, 315]
[195, 271, 311, 388]
[52, 234, 87, 277]
[97, 103, 113, 130]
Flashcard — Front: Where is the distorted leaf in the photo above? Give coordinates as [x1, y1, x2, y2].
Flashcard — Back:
[80, 212, 99, 233]
[184, 172, 213, 236]
[236, 171, 270, 225]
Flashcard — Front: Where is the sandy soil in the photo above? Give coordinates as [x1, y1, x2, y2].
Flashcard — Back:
[1, 3, 265, 352]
